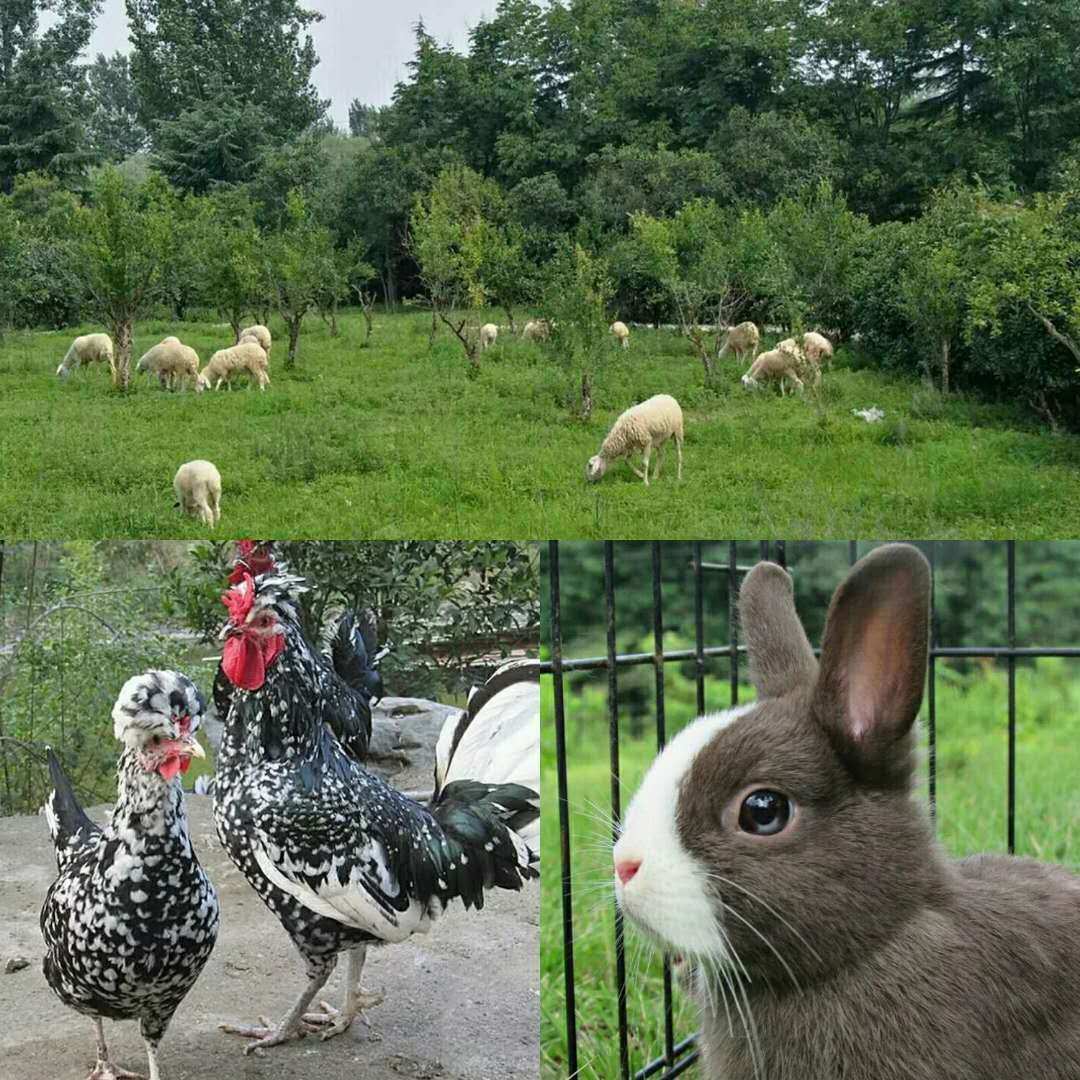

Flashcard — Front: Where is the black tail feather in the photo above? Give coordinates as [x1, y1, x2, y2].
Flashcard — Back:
[330, 608, 385, 702]
[45, 747, 100, 870]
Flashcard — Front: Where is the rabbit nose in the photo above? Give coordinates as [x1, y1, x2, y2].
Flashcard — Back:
[615, 858, 642, 885]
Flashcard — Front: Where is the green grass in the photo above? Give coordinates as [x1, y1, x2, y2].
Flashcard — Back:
[540, 658, 1080, 1079]
[2, 312, 1079, 537]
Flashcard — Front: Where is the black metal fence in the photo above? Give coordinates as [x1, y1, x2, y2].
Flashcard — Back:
[541, 540, 1080, 1080]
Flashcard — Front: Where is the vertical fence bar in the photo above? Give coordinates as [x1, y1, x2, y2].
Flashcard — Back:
[605, 543, 630, 1080]
[693, 543, 706, 715]
[1007, 541, 1017, 855]
[775, 540, 787, 569]
[758, 541, 770, 562]
[728, 542, 739, 708]
[651, 543, 675, 1068]
[927, 541, 938, 821]
[547, 542, 578, 1079]
[848, 541, 858, 565]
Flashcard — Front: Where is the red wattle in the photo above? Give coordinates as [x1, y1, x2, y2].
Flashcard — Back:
[158, 756, 182, 782]
[222, 634, 266, 690]
[180, 756, 192, 775]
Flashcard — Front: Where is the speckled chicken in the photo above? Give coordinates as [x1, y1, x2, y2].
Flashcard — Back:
[40, 671, 219, 1080]
[212, 571, 539, 1054]
[211, 540, 384, 761]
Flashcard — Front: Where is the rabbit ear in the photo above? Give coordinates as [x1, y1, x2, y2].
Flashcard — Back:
[813, 544, 931, 782]
[739, 561, 818, 699]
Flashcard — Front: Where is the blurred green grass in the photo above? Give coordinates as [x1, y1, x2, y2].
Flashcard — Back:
[540, 654, 1080, 1078]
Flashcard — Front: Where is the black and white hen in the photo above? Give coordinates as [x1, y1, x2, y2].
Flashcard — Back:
[211, 541, 384, 761]
[40, 671, 219, 1080]
[211, 572, 539, 1054]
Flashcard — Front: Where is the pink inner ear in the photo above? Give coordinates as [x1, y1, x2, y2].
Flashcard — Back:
[846, 612, 905, 740]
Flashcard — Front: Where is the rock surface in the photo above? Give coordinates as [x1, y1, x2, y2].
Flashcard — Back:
[0, 698, 538, 1080]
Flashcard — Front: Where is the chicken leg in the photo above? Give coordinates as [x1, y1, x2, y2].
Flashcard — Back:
[219, 959, 334, 1055]
[87, 1019, 146, 1080]
[303, 945, 384, 1041]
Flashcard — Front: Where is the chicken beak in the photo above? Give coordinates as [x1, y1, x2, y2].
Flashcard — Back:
[181, 735, 206, 760]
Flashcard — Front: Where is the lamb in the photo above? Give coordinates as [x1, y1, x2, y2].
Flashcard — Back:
[56, 333, 115, 380]
[522, 319, 551, 343]
[803, 330, 834, 367]
[586, 393, 684, 486]
[173, 460, 221, 528]
[741, 347, 805, 394]
[611, 321, 630, 349]
[717, 321, 759, 364]
[136, 336, 200, 390]
[238, 324, 272, 356]
[479, 323, 499, 350]
[195, 341, 270, 392]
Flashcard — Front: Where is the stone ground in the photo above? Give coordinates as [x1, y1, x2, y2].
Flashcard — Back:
[0, 698, 539, 1080]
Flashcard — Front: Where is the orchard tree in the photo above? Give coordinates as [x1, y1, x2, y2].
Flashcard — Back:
[77, 168, 175, 389]
[631, 199, 776, 378]
[539, 241, 613, 419]
[264, 189, 336, 368]
[199, 191, 264, 341]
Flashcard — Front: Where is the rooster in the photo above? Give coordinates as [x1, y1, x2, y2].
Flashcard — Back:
[211, 540, 384, 761]
[212, 571, 539, 1053]
[40, 671, 218, 1080]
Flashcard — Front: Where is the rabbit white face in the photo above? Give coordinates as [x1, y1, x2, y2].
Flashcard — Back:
[614, 705, 754, 959]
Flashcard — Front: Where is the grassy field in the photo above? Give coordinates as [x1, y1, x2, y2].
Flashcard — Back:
[540, 658, 1080, 1079]
[2, 310, 1079, 537]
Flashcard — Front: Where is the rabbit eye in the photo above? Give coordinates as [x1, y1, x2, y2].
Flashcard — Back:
[739, 790, 791, 836]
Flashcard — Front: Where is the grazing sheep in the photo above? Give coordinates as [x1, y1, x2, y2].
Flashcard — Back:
[195, 341, 270, 392]
[522, 319, 551, 343]
[717, 321, 760, 364]
[741, 347, 805, 394]
[479, 323, 499, 350]
[778, 336, 822, 387]
[803, 330, 834, 367]
[173, 460, 221, 528]
[238, 324, 272, 356]
[56, 333, 115, 380]
[586, 393, 684, 486]
[611, 321, 630, 349]
[136, 336, 200, 390]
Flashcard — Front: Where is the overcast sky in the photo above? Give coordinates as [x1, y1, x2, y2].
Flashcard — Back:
[82, 0, 494, 127]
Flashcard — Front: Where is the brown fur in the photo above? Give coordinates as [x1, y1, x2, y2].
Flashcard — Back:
[676, 545, 1080, 1079]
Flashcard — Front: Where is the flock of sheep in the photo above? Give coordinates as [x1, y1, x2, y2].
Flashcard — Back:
[55, 324, 274, 528]
[51, 314, 836, 515]
[56, 324, 272, 392]
[584, 323, 835, 487]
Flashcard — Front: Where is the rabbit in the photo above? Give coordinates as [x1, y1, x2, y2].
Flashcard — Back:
[613, 543, 1080, 1080]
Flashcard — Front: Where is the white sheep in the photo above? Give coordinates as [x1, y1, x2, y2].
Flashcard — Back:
[717, 322, 760, 364]
[56, 333, 115, 380]
[803, 331, 834, 367]
[136, 336, 200, 390]
[479, 323, 499, 350]
[522, 319, 551, 343]
[611, 321, 630, 349]
[238, 324, 272, 356]
[586, 394, 684, 486]
[778, 336, 822, 387]
[173, 460, 221, 528]
[741, 347, 805, 394]
[196, 341, 270, 392]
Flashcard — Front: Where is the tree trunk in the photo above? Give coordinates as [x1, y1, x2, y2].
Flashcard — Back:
[361, 304, 374, 347]
[286, 318, 301, 369]
[580, 370, 593, 420]
[329, 299, 339, 337]
[504, 306, 516, 334]
[429, 306, 438, 346]
[940, 337, 950, 394]
[229, 316, 242, 344]
[112, 319, 133, 390]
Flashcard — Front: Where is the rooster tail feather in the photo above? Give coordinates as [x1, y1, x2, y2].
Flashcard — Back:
[430, 779, 539, 910]
[45, 747, 100, 869]
[330, 608, 385, 702]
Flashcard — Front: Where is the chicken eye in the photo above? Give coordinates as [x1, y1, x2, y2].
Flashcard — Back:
[738, 790, 792, 836]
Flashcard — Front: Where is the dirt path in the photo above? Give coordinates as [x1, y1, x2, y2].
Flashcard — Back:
[0, 699, 539, 1080]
